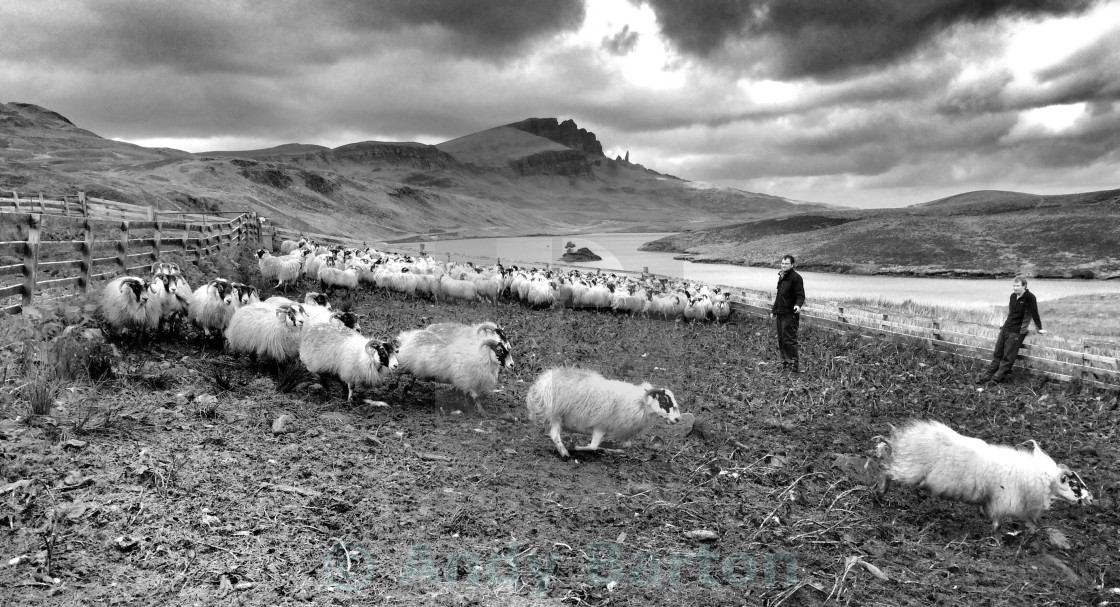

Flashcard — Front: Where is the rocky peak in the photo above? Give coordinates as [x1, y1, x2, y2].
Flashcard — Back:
[507, 117, 604, 157]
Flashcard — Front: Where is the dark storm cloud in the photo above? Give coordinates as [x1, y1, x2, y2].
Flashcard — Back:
[602, 25, 641, 55]
[0, 0, 586, 75]
[635, 0, 1096, 78]
[333, 0, 587, 57]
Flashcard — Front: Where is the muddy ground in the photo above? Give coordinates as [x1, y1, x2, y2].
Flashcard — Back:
[1, 264, 1117, 606]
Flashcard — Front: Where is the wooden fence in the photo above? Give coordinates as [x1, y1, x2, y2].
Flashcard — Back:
[382, 242, 1120, 391]
[0, 192, 262, 314]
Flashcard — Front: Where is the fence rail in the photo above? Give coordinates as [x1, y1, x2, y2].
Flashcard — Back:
[1, 192, 262, 314]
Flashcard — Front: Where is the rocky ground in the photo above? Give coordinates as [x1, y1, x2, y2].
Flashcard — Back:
[1, 267, 1117, 606]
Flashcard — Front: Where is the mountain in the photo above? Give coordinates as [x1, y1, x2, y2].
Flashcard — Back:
[641, 189, 1120, 279]
[0, 102, 830, 240]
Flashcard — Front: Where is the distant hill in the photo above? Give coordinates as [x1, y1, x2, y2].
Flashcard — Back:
[641, 189, 1120, 279]
[0, 101, 835, 240]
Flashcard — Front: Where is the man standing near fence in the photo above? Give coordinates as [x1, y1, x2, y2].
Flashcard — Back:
[772, 254, 805, 373]
[978, 275, 1046, 383]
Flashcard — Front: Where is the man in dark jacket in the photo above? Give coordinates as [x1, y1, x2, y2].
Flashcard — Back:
[978, 275, 1046, 383]
[772, 255, 806, 373]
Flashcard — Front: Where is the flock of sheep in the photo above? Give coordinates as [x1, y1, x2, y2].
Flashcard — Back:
[93, 241, 1096, 531]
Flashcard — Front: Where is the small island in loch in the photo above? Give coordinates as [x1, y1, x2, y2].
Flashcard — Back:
[560, 242, 602, 262]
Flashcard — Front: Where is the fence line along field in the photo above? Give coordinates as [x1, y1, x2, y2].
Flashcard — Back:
[1, 226, 1117, 605]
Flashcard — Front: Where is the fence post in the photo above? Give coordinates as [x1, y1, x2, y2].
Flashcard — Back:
[22, 214, 40, 309]
[932, 318, 943, 341]
[117, 221, 130, 276]
[79, 191, 88, 217]
[12, 191, 19, 212]
[1081, 340, 1089, 383]
[147, 204, 156, 221]
[64, 195, 71, 218]
[38, 193, 45, 214]
[881, 313, 889, 336]
[837, 305, 847, 324]
[79, 218, 92, 295]
[152, 220, 162, 265]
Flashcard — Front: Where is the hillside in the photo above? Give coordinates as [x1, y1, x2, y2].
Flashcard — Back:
[641, 189, 1120, 279]
[0, 103, 824, 240]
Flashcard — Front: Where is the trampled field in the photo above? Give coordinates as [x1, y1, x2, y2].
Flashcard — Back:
[1, 257, 1117, 606]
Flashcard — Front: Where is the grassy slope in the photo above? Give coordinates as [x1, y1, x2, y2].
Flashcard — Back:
[1, 247, 1117, 606]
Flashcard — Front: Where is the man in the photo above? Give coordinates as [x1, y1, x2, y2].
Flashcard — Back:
[772, 255, 805, 373]
[978, 275, 1046, 383]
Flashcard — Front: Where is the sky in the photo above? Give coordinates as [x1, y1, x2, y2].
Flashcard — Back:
[1, 0, 1118, 209]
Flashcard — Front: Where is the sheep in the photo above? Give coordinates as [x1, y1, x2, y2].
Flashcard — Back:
[100, 276, 162, 338]
[875, 420, 1093, 528]
[224, 302, 310, 363]
[189, 278, 236, 338]
[683, 295, 713, 322]
[649, 293, 686, 320]
[299, 324, 397, 402]
[711, 293, 731, 322]
[318, 264, 360, 298]
[280, 236, 306, 256]
[438, 275, 478, 303]
[152, 273, 192, 335]
[394, 327, 514, 415]
[525, 367, 682, 459]
[257, 249, 302, 291]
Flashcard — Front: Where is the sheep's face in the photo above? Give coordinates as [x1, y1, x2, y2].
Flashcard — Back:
[1053, 466, 1093, 505]
[333, 311, 361, 332]
[120, 278, 150, 305]
[367, 340, 398, 371]
[485, 341, 514, 369]
[306, 292, 331, 309]
[645, 389, 681, 424]
[210, 280, 234, 305]
[256, 249, 268, 259]
[234, 284, 259, 306]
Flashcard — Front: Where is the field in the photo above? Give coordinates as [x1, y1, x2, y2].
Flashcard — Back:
[1, 249, 1118, 606]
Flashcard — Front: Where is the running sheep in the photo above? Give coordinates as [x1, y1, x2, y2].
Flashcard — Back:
[225, 302, 310, 363]
[100, 276, 162, 339]
[394, 324, 514, 415]
[875, 420, 1093, 528]
[299, 324, 397, 402]
[525, 367, 682, 460]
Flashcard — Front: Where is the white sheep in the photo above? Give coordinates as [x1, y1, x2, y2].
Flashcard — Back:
[257, 249, 302, 291]
[300, 324, 397, 402]
[189, 278, 236, 338]
[394, 326, 514, 415]
[683, 295, 713, 321]
[225, 302, 310, 363]
[875, 420, 1094, 528]
[152, 273, 191, 335]
[525, 367, 682, 459]
[319, 264, 360, 298]
[100, 276, 162, 338]
[438, 275, 478, 303]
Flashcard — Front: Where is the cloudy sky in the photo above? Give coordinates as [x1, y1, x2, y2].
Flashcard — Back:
[2, 0, 1117, 208]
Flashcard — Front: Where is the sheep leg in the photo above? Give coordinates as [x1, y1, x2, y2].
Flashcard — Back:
[573, 430, 627, 454]
[468, 392, 488, 416]
[549, 423, 571, 459]
[346, 382, 355, 402]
